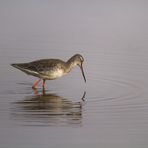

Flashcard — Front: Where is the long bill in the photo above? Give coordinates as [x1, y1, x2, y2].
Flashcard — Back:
[80, 63, 86, 83]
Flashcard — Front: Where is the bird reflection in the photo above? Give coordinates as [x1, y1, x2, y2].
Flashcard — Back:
[11, 89, 86, 126]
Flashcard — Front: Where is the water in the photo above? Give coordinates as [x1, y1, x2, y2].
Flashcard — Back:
[1, 1, 148, 148]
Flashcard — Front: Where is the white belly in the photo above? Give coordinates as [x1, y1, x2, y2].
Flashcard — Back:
[45, 69, 65, 80]
[52, 69, 64, 78]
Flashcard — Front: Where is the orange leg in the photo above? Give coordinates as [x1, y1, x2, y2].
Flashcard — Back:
[32, 79, 41, 89]
[32, 88, 40, 96]
[32, 87, 46, 96]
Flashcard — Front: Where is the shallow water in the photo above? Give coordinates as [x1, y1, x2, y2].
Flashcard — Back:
[1, 1, 148, 148]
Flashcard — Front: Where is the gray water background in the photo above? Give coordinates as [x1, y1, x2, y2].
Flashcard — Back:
[0, 1, 148, 148]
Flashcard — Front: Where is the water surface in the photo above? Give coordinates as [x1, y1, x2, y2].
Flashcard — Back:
[1, 1, 148, 148]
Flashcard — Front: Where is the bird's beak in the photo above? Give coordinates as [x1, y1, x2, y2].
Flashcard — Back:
[79, 63, 86, 83]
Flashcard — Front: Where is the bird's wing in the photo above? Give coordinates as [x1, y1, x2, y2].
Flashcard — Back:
[30, 59, 65, 75]
[11, 63, 38, 74]
[11, 59, 66, 78]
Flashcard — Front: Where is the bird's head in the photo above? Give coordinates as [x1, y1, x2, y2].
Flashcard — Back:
[72, 54, 86, 83]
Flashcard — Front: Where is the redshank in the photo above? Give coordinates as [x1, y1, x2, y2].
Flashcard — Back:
[11, 54, 86, 89]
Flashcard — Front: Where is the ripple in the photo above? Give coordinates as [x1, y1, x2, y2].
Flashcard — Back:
[6, 50, 148, 127]
[84, 72, 145, 115]
[88, 75, 142, 98]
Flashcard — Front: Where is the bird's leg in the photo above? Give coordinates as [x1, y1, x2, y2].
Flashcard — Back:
[32, 79, 41, 89]
[42, 79, 46, 90]
[32, 88, 40, 96]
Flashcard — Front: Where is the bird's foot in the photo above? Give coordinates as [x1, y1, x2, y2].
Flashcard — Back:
[32, 79, 41, 89]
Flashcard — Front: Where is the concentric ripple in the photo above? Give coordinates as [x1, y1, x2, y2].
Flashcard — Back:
[83, 50, 148, 117]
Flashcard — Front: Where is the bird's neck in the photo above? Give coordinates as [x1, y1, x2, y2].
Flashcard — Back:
[66, 57, 77, 73]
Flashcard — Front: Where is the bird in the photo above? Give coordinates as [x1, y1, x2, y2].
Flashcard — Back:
[11, 54, 86, 89]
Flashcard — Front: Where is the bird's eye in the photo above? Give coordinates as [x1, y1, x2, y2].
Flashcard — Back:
[80, 56, 84, 62]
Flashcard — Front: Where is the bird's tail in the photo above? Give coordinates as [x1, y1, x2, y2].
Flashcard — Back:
[11, 63, 29, 73]
[11, 63, 39, 77]
[11, 63, 23, 70]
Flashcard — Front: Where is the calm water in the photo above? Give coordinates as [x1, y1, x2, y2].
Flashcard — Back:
[1, 1, 148, 148]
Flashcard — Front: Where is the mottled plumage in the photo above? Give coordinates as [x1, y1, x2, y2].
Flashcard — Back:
[11, 54, 86, 89]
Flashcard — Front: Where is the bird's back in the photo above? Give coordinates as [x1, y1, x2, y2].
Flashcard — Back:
[11, 59, 67, 79]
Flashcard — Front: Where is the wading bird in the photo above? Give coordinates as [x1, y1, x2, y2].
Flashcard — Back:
[11, 54, 86, 89]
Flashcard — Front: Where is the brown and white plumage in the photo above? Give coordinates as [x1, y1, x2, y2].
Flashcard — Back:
[11, 54, 86, 89]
